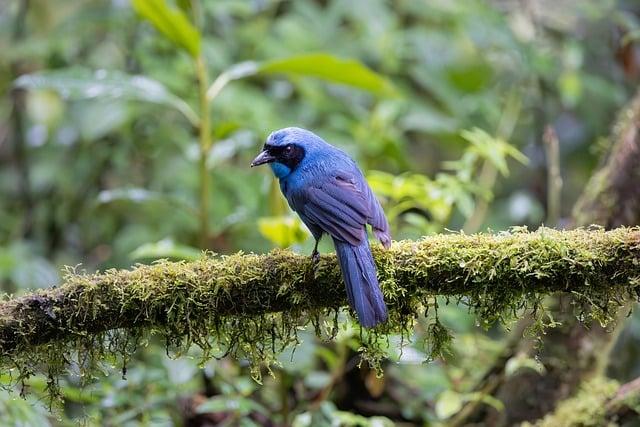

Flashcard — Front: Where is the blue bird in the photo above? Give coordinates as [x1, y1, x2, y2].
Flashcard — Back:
[251, 127, 391, 327]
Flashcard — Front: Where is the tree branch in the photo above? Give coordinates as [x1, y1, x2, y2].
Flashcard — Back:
[1, 228, 639, 369]
[573, 92, 640, 229]
[467, 89, 640, 425]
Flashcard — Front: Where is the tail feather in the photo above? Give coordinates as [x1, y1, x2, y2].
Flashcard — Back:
[333, 238, 387, 327]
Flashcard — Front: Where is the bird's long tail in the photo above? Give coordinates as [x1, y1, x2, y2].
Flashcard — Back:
[333, 238, 388, 328]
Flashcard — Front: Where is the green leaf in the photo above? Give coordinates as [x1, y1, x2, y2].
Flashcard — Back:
[131, 0, 201, 57]
[95, 188, 197, 218]
[460, 127, 528, 176]
[435, 390, 463, 419]
[130, 239, 202, 261]
[75, 100, 132, 140]
[446, 60, 493, 93]
[14, 68, 198, 126]
[206, 61, 260, 101]
[258, 216, 309, 248]
[558, 70, 582, 108]
[400, 105, 459, 134]
[196, 396, 268, 416]
[505, 353, 546, 376]
[464, 392, 506, 413]
[97, 188, 174, 205]
[206, 54, 397, 101]
[304, 372, 332, 390]
[259, 53, 397, 96]
[367, 170, 454, 226]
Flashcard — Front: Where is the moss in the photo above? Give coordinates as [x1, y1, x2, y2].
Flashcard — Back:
[572, 90, 640, 229]
[526, 377, 620, 427]
[0, 227, 638, 399]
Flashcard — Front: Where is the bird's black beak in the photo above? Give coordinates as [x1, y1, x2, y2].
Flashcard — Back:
[250, 150, 275, 167]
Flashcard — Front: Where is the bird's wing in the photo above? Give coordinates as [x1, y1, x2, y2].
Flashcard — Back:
[295, 172, 369, 246]
[365, 185, 391, 248]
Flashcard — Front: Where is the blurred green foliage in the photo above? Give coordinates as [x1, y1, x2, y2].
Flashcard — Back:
[1, 0, 639, 425]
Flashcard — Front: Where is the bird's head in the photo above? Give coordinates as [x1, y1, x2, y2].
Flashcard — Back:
[250, 127, 327, 178]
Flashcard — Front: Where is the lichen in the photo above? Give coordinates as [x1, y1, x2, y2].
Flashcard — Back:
[0, 227, 638, 401]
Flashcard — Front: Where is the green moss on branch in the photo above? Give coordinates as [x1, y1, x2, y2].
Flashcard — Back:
[527, 375, 640, 427]
[525, 377, 621, 427]
[1, 227, 639, 393]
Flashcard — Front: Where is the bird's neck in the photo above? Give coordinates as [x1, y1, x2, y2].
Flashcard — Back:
[270, 162, 292, 179]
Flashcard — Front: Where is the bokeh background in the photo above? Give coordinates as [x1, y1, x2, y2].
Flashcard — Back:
[1, 0, 640, 425]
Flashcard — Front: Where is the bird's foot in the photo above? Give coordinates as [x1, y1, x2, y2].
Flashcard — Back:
[311, 249, 320, 265]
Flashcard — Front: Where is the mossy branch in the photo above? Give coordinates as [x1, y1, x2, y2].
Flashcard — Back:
[1, 227, 639, 387]
[529, 376, 640, 427]
[573, 90, 640, 228]
[469, 89, 640, 425]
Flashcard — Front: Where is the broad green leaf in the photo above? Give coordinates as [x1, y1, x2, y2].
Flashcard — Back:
[14, 68, 198, 126]
[259, 53, 397, 96]
[207, 54, 397, 101]
[131, 0, 201, 57]
[76, 100, 132, 140]
[130, 239, 202, 261]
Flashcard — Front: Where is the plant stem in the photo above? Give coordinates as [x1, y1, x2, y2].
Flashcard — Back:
[543, 125, 562, 226]
[196, 54, 211, 249]
[10, 0, 33, 242]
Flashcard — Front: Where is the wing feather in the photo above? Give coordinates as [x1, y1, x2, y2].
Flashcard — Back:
[365, 185, 391, 248]
[299, 173, 369, 245]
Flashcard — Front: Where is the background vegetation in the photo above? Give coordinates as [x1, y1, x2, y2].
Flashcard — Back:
[1, 0, 639, 425]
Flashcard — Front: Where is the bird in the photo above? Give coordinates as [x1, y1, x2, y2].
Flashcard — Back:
[251, 127, 391, 328]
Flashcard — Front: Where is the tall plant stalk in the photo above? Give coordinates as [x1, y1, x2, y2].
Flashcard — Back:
[543, 125, 562, 226]
[196, 54, 211, 249]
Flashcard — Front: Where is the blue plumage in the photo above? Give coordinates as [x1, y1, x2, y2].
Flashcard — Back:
[251, 127, 391, 327]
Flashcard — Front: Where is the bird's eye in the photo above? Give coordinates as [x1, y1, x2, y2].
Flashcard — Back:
[285, 145, 293, 152]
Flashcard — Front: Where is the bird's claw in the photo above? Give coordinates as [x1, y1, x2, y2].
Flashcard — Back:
[311, 249, 320, 265]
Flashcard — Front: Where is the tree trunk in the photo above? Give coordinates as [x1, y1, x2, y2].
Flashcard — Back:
[472, 90, 640, 426]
